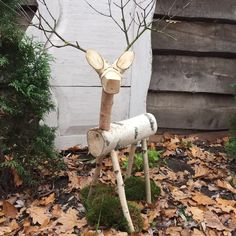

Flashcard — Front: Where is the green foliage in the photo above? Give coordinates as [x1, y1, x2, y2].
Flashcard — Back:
[226, 84, 236, 159]
[80, 184, 143, 232]
[125, 176, 160, 202]
[0, 0, 63, 186]
[123, 149, 161, 172]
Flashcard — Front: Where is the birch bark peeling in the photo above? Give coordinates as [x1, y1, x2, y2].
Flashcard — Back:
[88, 113, 157, 157]
[99, 91, 114, 130]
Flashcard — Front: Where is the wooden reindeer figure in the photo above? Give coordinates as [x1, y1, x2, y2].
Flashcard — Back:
[86, 49, 158, 232]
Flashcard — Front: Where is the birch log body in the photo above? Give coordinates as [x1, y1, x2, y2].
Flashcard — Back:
[88, 113, 157, 157]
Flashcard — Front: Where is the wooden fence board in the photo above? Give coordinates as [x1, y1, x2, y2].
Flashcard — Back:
[147, 92, 236, 130]
[150, 55, 236, 94]
[152, 21, 236, 53]
[155, 0, 236, 21]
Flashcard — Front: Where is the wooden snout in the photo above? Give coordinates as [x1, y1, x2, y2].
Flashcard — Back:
[101, 69, 121, 94]
[87, 113, 158, 157]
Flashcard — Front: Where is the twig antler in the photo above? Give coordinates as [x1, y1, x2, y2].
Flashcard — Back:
[17, 0, 87, 52]
[86, 0, 157, 51]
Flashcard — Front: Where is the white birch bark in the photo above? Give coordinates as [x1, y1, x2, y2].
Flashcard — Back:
[111, 150, 135, 232]
[88, 113, 157, 157]
[142, 139, 151, 204]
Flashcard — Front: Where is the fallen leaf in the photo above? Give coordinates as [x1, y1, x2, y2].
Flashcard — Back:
[3, 201, 18, 218]
[216, 180, 236, 194]
[27, 206, 51, 225]
[166, 227, 182, 236]
[9, 219, 19, 231]
[68, 171, 80, 189]
[216, 198, 236, 213]
[191, 228, 205, 236]
[54, 208, 87, 234]
[193, 165, 211, 178]
[204, 211, 228, 231]
[190, 146, 205, 158]
[187, 206, 205, 222]
[171, 187, 191, 201]
[0, 226, 11, 236]
[11, 168, 23, 187]
[192, 192, 215, 205]
[162, 208, 176, 218]
[51, 204, 63, 218]
[0, 217, 6, 224]
[39, 193, 55, 206]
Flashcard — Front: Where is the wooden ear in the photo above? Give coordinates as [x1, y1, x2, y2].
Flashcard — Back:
[116, 51, 134, 71]
[86, 49, 104, 71]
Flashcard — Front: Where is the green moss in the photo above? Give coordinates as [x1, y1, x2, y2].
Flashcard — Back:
[125, 176, 160, 202]
[80, 184, 143, 232]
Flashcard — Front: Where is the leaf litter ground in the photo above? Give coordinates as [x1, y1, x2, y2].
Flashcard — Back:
[0, 134, 235, 236]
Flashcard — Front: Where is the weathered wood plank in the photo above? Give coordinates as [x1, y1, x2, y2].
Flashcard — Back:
[147, 92, 236, 130]
[152, 21, 236, 53]
[155, 0, 236, 21]
[150, 55, 236, 94]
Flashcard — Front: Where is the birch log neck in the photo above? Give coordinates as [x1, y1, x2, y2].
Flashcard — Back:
[99, 90, 114, 131]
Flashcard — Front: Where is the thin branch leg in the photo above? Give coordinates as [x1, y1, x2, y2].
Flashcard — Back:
[125, 143, 137, 179]
[141, 139, 151, 204]
[111, 150, 134, 232]
[88, 156, 103, 198]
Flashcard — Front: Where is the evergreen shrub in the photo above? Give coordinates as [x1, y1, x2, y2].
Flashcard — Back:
[0, 0, 63, 188]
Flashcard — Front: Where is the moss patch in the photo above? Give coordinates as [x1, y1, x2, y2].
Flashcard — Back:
[125, 176, 160, 202]
[80, 184, 143, 232]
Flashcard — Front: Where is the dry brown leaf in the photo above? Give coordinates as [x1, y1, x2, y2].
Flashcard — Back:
[51, 204, 63, 218]
[216, 180, 236, 194]
[54, 208, 87, 234]
[216, 198, 236, 213]
[68, 171, 80, 189]
[3, 200, 18, 218]
[0, 226, 12, 236]
[162, 208, 176, 218]
[191, 228, 205, 236]
[193, 165, 211, 178]
[9, 219, 19, 231]
[166, 227, 182, 236]
[171, 187, 191, 201]
[190, 145, 205, 158]
[39, 193, 55, 206]
[204, 211, 228, 231]
[187, 206, 205, 222]
[27, 206, 51, 225]
[11, 168, 23, 187]
[162, 149, 176, 157]
[228, 213, 236, 231]
[68, 171, 92, 190]
[192, 192, 215, 205]
[0, 217, 6, 224]
[141, 214, 149, 230]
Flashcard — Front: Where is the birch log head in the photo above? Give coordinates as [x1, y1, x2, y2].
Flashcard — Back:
[86, 50, 134, 94]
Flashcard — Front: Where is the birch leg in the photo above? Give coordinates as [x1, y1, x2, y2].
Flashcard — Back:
[111, 150, 135, 232]
[141, 139, 151, 204]
[88, 156, 103, 198]
[126, 143, 137, 179]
